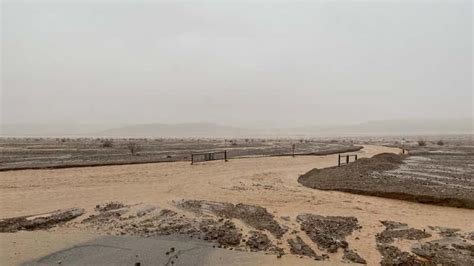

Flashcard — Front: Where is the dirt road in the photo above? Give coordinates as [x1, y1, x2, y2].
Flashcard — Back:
[1, 145, 473, 264]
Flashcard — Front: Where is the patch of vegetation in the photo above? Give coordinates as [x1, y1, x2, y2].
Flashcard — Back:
[127, 142, 142, 155]
[102, 139, 113, 148]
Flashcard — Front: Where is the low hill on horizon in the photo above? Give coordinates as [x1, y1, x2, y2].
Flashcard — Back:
[1, 119, 472, 137]
[99, 122, 242, 137]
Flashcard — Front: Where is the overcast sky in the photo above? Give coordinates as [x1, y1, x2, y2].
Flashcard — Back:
[1, 1, 472, 128]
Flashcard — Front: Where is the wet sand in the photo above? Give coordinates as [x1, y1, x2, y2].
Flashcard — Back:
[1, 145, 473, 264]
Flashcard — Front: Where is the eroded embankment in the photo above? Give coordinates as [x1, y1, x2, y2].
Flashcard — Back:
[298, 153, 474, 209]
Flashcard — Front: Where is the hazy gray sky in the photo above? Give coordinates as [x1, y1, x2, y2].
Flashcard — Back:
[1, 1, 472, 128]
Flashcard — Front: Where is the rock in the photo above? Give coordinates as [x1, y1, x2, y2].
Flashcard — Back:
[199, 219, 242, 246]
[95, 202, 126, 212]
[246, 231, 272, 251]
[177, 200, 287, 238]
[428, 226, 461, 237]
[463, 231, 474, 240]
[376, 220, 431, 244]
[296, 213, 361, 252]
[377, 244, 418, 265]
[136, 205, 157, 217]
[328, 244, 338, 253]
[411, 236, 474, 265]
[287, 236, 325, 260]
[343, 249, 367, 264]
[246, 231, 284, 255]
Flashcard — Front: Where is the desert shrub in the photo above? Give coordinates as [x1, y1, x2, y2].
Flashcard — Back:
[437, 140, 444, 146]
[102, 139, 113, 148]
[231, 142, 238, 146]
[417, 140, 426, 146]
[127, 142, 141, 155]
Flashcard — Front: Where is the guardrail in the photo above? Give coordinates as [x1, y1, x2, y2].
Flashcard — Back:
[191, 150, 228, 165]
[338, 154, 358, 167]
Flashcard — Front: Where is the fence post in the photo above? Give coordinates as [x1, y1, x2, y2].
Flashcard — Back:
[338, 154, 341, 167]
[225, 150, 228, 162]
[355, 154, 358, 161]
[191, 154, 194, 165]
[346, 155, 349, 164]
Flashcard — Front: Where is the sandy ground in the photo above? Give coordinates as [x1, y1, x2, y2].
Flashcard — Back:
[1, 145, 473, 265]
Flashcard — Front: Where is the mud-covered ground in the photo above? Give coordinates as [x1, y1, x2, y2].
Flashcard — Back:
[375, 220, 473, 265]
[0, 137, 360, 170]
[2, 200, 473, 265]
[299, 142, 474, 208]
[1, 201, 357, 261]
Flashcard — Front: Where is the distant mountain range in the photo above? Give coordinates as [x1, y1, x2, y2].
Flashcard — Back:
[1, 118, 472, 137]
[100, 123, 242, 137]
